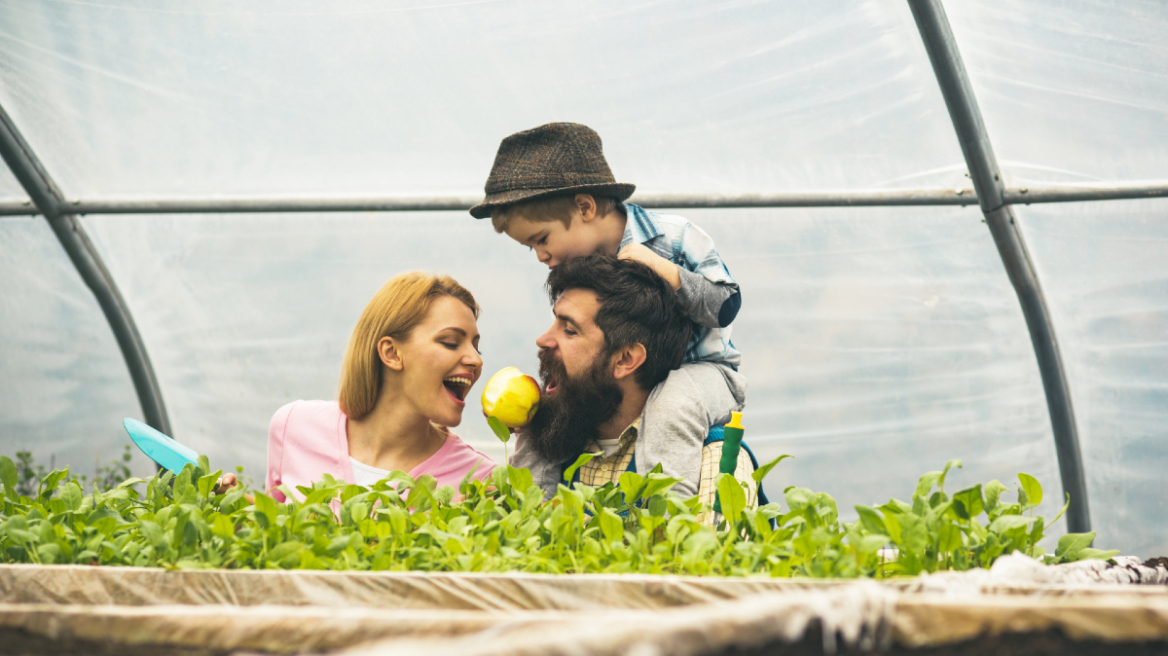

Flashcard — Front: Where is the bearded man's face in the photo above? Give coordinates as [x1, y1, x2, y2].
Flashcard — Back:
[522, 345, 624, 464]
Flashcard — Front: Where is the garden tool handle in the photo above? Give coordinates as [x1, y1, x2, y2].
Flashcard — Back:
[713, 412, 745, 514]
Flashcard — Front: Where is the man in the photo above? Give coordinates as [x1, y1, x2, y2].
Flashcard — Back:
[511, 254, 755, 519]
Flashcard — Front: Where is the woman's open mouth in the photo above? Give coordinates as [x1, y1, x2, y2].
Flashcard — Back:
[442, 376, 472, 405]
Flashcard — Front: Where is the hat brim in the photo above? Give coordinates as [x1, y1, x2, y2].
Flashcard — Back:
[469, 182, 636, 219]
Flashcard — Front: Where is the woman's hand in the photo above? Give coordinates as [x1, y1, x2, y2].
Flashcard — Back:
[215, 473, 256, 505]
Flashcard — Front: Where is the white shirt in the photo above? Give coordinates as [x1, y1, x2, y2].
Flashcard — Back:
[596, 437, 622, 458]
[349, 457, 391, 487]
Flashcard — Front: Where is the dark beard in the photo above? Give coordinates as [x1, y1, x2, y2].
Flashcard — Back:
[523, 347, 624, 465]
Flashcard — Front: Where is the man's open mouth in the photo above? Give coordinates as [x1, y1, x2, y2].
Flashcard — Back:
[443, 376, 472, 402]
[544, 378, 559, 396]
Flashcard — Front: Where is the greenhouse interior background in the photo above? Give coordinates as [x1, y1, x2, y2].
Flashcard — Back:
[1, 0, 1165, 558]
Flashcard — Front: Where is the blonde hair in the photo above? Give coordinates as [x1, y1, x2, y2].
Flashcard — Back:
[338, 272, 479, 420]
[490, 194, 621, 234]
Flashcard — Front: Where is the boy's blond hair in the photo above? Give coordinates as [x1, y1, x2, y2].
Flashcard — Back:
[338, 272, 479, 420]
[490, 194, 621, 234]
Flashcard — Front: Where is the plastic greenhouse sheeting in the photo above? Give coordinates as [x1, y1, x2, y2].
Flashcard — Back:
[1, 558, 1167, 655]
[0, 1, 967, 197]
[1013, 199, 1168, 558]
[0, 163, 22, 200]
[5, 205, 1070, 535]
[946, 0, 1168, 185]
[1, 0, 1166, 559]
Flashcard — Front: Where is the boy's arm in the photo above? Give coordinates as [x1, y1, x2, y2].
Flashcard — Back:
[618, 220, 741, 328]
[676, 268, 741, 328]
[675, 221, 741, 328]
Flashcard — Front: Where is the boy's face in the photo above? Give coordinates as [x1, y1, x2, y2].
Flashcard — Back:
[503, 213, 608, 269]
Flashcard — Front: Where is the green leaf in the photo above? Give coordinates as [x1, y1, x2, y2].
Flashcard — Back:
[716, 473, 746, 523]
[457, 461, 482, 496]
[618, 471, 646, 505]
[1048, 495, 1070, 527]
[784, 487, 812, 511]
[254, 493, 279, 528]
[303, 485, 341, 508]
[937, 522, 963, 552]
[880, 498, 912, 515]
[896, 513, 928, 553]
[211, 515, 235, 539]
[598, 508, 623, 543]
[647, 495, 668, 518]
[507, 465, 533, 493]
[951, 484, 984, 521]
[173, 466, 195, 503]
[855, 534, 888, 555]
[562, 452, 597, 483]
[1056, 531, 1095, 558]
[1017, 473, 1042, 508]
[267, 541, 302, 564]
[984, 480, 1008, 511]
[0, 455, 17, 495]
[641, 474, 681, 500]
[39, 469, 67, 498]
[880, 509, 903, 543]
[432, 485, 455, 506]
[937, 460, 962, 491]
[1075, 548, 1120, 561]
[751, 454, 793, 484]
[914, 472, 941, 500]
[855, 505, 887, 535]
[198, 471, 223, 499]
[1029, 516, 1046, 545]
[57, 481, 83, 512]
[139, 520, 166, 549]
[487, 416, 511, 444]
[988, 515, 1031, 534]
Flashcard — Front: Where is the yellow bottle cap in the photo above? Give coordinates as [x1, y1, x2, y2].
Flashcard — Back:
[725, 411, 744, 430]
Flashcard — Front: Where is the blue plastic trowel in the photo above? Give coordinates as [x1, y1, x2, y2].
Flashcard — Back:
[123, 417, 199, 472]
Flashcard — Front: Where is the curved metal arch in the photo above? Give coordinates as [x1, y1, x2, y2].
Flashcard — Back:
[908, 0, 1090, 533]
[0, 101, 172, 438]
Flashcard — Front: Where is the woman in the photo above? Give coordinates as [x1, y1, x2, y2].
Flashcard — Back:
[261, 271, 495, 501]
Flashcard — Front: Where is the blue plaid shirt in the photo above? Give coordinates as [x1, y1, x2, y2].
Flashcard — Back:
[620, 203, 741, 369]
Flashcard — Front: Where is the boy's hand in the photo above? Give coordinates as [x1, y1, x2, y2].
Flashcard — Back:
[618, 244, 681, 290]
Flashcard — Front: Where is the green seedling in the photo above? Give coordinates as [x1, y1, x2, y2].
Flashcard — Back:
[0, 453, 1108, 578]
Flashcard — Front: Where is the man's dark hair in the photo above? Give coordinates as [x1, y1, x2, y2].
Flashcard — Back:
[546, 254, 691, 390]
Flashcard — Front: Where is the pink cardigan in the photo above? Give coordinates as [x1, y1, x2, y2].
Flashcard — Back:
[265, 400, 496, 502]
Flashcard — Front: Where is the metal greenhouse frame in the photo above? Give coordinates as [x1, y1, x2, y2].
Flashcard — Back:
[1, 0, 1165, 534]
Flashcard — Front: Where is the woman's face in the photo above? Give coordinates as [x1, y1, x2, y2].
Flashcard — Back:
[395, 295, 482, 428]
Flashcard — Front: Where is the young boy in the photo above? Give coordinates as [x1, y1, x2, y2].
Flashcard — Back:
[470, 122, 746, 498]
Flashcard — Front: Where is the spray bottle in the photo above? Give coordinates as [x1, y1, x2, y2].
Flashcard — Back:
[712, 411, 745, 514]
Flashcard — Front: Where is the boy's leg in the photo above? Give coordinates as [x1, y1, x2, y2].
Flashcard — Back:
[635, 362, 747, 498]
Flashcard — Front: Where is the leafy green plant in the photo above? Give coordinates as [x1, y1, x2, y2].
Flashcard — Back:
[853, 460, 1117, 574]
[13, 446, 135, 497]
[0, 453, 1113, 576]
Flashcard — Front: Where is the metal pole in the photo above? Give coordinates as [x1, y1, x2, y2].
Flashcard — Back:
[909, 0, 1090, 533]
[19, 189, 981, 216]
[0, 102, 172, 437]
[2, 183, 1165, 218]
[1003, 183, 1168, 205]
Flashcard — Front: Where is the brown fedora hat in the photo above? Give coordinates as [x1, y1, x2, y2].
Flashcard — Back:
[470, 123, 635, 219]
